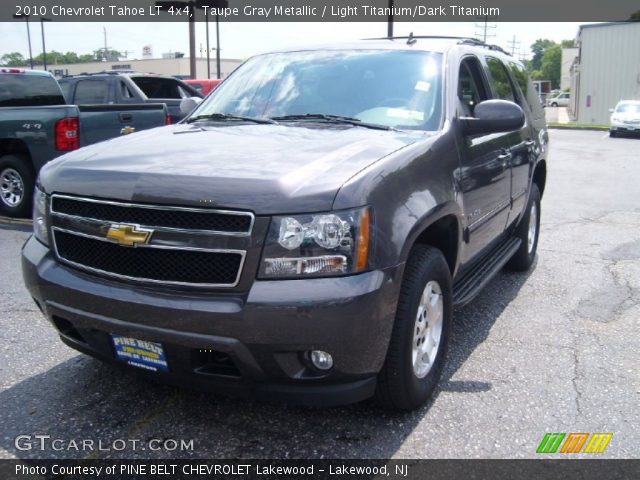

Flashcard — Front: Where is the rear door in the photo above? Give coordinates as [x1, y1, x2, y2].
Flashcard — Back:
[456, 55, 513, 264]
[484, 56, 536, 227]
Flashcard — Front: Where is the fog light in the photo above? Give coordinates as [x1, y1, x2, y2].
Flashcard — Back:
[309, 350, 333, 370]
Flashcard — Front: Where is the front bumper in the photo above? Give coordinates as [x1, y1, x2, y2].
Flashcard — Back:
[22, 236, 403, 406]
[610, 121, 640, 133]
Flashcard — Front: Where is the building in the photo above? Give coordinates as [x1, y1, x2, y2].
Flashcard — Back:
[42, 56, 243, 80]
[560, 47, 578, 91]
[570, 22, 640, 124]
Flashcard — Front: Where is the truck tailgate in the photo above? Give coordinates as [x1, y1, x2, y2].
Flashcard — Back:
[77, 103, 167, 146]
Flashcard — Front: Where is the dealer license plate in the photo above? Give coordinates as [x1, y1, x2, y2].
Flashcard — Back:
[110, 334, 168, 372]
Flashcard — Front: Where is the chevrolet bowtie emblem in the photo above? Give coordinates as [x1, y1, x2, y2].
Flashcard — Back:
[106, 224, 153, 247]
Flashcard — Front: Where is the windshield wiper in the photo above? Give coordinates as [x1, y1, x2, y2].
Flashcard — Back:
[270, 113, 394, 131]
[186, 113, 277, 125]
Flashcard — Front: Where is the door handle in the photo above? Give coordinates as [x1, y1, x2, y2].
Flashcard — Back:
[524, 139, 536, 149]
[119, 113, 133, 122]
[497, 152, 512, 168]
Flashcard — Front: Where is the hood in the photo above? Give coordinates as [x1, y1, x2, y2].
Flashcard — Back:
[40, 123, 423, 214]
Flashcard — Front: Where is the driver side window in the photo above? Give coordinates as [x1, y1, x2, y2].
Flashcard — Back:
[458, 57, 488, 117]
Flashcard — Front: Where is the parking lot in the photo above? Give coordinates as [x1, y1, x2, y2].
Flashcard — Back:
[0, 129, 638, 459]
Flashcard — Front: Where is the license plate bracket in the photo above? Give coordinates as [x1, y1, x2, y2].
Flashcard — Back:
[110, 334, 169, 372]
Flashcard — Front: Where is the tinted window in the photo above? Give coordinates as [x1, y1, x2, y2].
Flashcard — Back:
[0, 73, 65, 107]
[74, 80, 109, 103]
[486, 57, 515, 102]
[131, 77, 195, 99]
[508, 61, 544, 118]
[197, 50, 444, 131]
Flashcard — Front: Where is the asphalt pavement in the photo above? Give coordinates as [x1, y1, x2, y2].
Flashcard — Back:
[0, 130, 638, 459]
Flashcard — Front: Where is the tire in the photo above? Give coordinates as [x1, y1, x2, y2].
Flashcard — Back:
[609, 130, 617, 138]
[551, 102, 558, 107]
[507, 184, 541, 272]
[0, 154, 35, 218]
[375, 245, 452, 411]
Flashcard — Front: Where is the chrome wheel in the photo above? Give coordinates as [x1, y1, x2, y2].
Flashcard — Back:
[527, 203, 538, 254]
[412, 280, 443, 379]
[0, 168, 24, 207]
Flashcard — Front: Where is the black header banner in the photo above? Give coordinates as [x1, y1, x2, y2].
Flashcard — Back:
[0, 459, 639, 480]
[3, 0, 640, 22]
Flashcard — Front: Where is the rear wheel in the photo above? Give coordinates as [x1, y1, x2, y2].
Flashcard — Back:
[507, 184, 541, 271]
[0, 154, 34, 218]
[551, 102, 558, 107]
[376, 245, 452, 410]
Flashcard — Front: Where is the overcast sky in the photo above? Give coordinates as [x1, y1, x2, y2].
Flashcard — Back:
[0, 22, 587, 62]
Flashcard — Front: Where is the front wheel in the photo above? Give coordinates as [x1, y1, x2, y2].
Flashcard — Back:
[376, 245, 452, 410]
[0, 154, 34, 218]
[507, 184, 541, 271]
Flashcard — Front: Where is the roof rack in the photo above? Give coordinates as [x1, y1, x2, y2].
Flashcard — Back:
[364, 34, 511, 56]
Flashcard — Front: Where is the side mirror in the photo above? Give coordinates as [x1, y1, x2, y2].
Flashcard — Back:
[180, 96, 202, 117]
[462, 100, 525, 135]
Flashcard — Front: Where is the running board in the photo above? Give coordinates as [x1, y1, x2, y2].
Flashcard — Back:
[453, 237, 521, 307]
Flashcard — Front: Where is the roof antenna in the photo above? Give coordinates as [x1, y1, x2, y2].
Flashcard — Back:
[407, 32, 417, 45]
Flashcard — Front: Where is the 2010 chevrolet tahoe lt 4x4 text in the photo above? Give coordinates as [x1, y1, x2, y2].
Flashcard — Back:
[22, 37, 548, 410]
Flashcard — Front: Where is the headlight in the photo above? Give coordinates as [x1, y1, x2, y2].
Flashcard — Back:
[259, 207, 371, 278]
[32, 187, 49, 246]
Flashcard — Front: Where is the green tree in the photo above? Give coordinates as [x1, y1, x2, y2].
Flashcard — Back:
[539, 44, 562, 89]
[530, 39, 555, 72]
[0, 52, 27, 67]
[629, 10, 640, 20]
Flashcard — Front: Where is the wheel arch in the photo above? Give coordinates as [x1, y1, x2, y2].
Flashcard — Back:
[0, 139, 34, 175]
[401, 204, 462, 277]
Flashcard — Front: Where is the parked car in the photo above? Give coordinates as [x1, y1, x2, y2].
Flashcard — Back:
[0, 68, 169, 217]
[547, 92, 570, 107]
[183, 79, 221, 96]
[23, 37, 548, 410]
[609, 100, 640, 137]
[58, 72, 203, 124]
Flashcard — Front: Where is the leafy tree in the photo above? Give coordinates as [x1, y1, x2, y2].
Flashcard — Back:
[539, 44, 562, 89]
[0, 52, 27, 67]
[561, 39, 575, 48]
[530, 39, 555, 71]
[629, 10, 640, 20]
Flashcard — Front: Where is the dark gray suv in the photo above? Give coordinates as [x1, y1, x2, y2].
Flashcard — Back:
[23, 37, 548, 410]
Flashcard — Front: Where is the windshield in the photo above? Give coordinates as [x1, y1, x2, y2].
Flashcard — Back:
[192, 49, 443, 131]
[615, 103, 640, 114]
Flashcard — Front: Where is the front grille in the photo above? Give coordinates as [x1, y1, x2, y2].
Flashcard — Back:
[51, 195, 253, 234]
[54, 230, 244, 286]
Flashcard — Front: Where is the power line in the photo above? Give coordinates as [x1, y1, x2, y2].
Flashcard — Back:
[474, 16, 496, 43]
[507, 35, 520, 56]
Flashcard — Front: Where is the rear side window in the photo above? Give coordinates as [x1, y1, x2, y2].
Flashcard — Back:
[74, 80, 109, 104]
[508, 61, 545, 118]
[0, 74, 65, 107]
[486, 57, 516, 102]
[130, 77, 193, 99]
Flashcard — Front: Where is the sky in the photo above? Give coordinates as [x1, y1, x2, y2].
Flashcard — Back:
[0, 21, 588, 62]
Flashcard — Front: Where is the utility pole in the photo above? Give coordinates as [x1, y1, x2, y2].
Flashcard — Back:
[13, 13, 34, 69]
[507, 35, 520, 56]
[387, 0, 394, 38]
[474, 16, 496, 43]
[40, 18, 52, 71]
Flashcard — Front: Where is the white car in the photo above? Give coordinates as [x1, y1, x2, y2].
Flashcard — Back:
[609, 100, 640, 137]
[547, 92, 570, 107]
